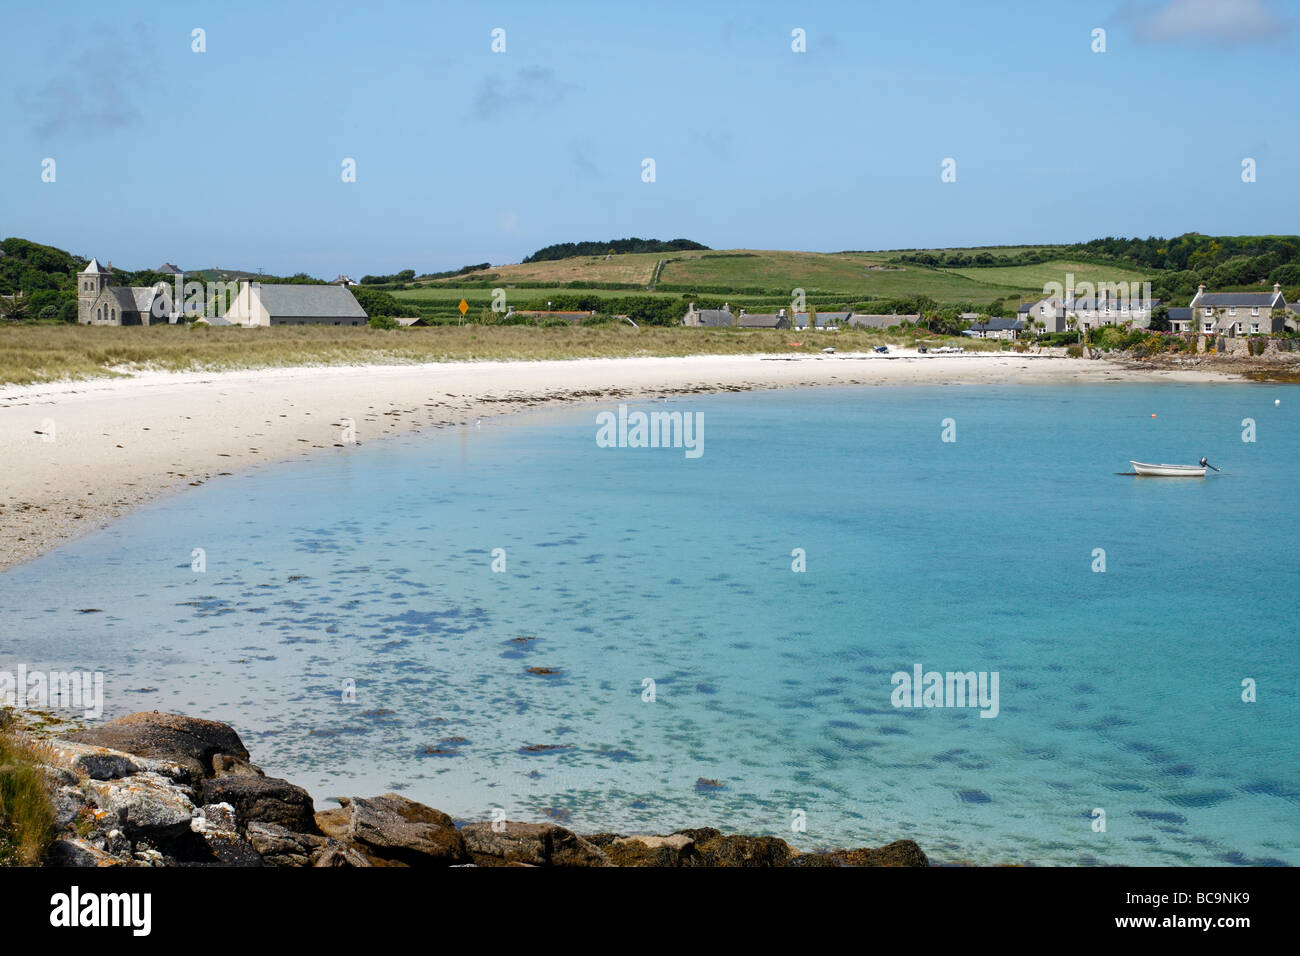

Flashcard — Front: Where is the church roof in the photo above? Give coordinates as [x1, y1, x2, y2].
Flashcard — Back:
[82, 258, 109, 274]
[105, 287, 142, 314]
[252, 283, 367, 318]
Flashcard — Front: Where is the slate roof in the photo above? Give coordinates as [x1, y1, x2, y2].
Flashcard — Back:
[738, 313, 786, 327]
[157, 263, 183, 274]
[794, 311, 852, 325]
[686, 308, 733, 326]
[1191, 291, 1283, 307]
[969, 318, 1025, 332]
[1071, 297, 1160, 310]
[253, 284, 367, 318]
[105, 287, 141, 315]
[82, 258, 108, 274]
[848, 314, 920, 328]
[1168, 307, 1192, 320]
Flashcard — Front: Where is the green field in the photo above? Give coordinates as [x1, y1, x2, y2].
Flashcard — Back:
[395, 247, 1160, 321]
[943, 260, 1153, 293]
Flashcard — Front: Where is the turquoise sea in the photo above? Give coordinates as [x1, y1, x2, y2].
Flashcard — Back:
[2, 383, 1297, 865]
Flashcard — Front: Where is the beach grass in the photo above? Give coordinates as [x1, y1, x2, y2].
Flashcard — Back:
[0, 711, 56, 866]
[0, 324, 1001, 386]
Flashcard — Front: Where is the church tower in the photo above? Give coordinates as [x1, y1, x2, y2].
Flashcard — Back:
[77, 258, 109, 324]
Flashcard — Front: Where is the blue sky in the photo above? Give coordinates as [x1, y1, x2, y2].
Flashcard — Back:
[1, 0, 1296, 276]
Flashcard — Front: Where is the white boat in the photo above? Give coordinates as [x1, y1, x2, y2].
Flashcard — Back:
[1130, 460, 1206, 477]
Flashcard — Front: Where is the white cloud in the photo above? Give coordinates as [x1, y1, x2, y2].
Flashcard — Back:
[1127, 0, 1290, 45]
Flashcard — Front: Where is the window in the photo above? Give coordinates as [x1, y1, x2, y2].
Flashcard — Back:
[1229, 308, 1236, 316]
[1252, 307, 1260, 316]
[1251, 323, 1260, 334]
[1204, 308, 1212, 316]
[1236, 323, 1243, 335]
[1204, 322, 1214, 332]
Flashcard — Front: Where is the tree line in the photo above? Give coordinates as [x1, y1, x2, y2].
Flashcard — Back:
[522, 238, 708, 263]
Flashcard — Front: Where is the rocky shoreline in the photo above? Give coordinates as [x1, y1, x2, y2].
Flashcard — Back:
[16, 711, 929, 868]
[1130, 349, 1300, 381]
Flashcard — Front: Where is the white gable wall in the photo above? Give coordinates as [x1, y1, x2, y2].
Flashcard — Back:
[224, 283, 271, 327]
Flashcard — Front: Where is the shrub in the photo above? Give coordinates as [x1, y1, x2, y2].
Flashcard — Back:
[0, 713, 57, 865]
[368, 315, 400, 330]
[352, 286, 419, 318]
[1043, 332, 1078, 347]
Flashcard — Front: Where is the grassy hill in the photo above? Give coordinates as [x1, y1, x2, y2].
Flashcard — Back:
[394, 246, 1166, 323]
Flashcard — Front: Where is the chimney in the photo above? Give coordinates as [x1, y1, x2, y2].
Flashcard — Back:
[778, 308, 786, 318]
[723, 302, 729, 312]
[739, 308, 746, 317]
[1274, 282, 1281, 294]
[1198, 284, 1205, 294]
[688, 301, 695, 312]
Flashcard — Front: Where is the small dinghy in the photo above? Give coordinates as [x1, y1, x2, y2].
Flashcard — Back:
[1130, 460, 1206, 477]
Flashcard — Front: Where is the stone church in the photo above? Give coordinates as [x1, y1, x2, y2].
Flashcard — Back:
[77, 258, 177, 326]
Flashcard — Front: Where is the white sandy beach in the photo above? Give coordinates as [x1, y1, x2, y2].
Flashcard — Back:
[0, 350, 1239, 571]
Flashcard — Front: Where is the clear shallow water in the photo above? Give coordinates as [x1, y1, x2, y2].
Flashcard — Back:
[2, 382, 1297, 865]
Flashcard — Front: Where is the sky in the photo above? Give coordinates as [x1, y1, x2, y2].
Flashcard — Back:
[1, 0, 1297, 277]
